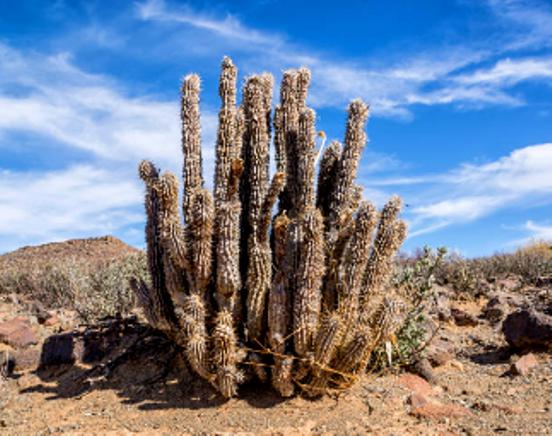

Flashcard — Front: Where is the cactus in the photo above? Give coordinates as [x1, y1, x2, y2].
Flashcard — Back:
[135, 58, 408, 398]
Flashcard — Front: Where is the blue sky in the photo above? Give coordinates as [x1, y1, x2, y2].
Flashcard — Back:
[1, 0, 552, 256]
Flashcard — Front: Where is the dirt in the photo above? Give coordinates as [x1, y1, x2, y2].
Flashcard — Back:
[1, 295, 551, 435]
[1, 239, 552, 435]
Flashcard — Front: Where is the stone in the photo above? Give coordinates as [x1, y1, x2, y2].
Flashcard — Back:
[411, 358, 438, 384]
[411, 401, 472, 420]
[408, 393, 428, 409]
[451, 306, 479, 327]
[27, 300, 50, 324]
[0, 350, 15, 376]
[0, 317, 39, 348]
[12, 348, 41, 371]
[482, 291, 525, 324]
[39, 333, 84, 367]
[448, 359, 464, 372]
[426, 339, 455, 367]
[482, 295, 509, 324]
[397, 373, 434, 397]
[536, 275, 552, 288]
[495, 277, 521, 292]
[511, 353, 538, 376]
[502, 309, 552, 349]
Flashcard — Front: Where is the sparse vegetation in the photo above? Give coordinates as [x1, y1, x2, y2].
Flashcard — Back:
[372, 246, 446, 369]
[434, 240, 552, 297]
[0, 237, 148, 323]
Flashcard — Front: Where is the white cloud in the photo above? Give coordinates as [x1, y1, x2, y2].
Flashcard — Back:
[452, 143, 552, 194]
[524, 220, 552, 240]
[403, 143, 552, 238]
[0, 166, 143, 253]
[0, 42, 217, 172]
[137, 0, 282, 47]
[135, 0, 552, 117]
[0, 41, 221, 252]
[456, 57, 552, 86]
[487, 0, 552, 50]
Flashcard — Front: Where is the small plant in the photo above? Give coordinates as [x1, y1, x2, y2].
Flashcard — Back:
[372, 246, 446, 368]
[134, 57, 409, 398]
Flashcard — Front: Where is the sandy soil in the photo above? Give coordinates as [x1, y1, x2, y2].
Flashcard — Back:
[2, 296, 551, 435]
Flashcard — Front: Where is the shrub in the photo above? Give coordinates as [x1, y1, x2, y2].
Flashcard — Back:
[0, 251, 147, 322]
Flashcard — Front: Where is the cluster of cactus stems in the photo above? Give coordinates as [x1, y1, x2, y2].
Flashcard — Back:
[134, 57, 408, 398]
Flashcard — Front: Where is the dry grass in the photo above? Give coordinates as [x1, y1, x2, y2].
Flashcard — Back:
[434, 240, 552, 296]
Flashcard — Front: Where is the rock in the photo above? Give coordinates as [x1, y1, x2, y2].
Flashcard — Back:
[482, 291, 525, 324]
[411, 358, 438, 384]
[511, 353, 538, 376]
[12, 348, 41, 371]
[536, 275, 552, 288]
[408, 393, 428, 409]
[426, 339, 455, 367]
[0, 317, 39, 348]
[502, 309, 552, 348]
[474, 278, 492, 297]
[410, 400, 472, 420]
[448, 359, 464, 372]
[495, 277, 522, 292]
[482, 295, 509, 324]
[27, 300, 50, 324]
[0, 350, 15, 376]
[39, 333, 84, 367]
[397, 373, 433, 397]
[451, 306, 479, 326]
[427, 349, 453, 367]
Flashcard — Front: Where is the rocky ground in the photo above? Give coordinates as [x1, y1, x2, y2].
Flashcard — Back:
[1, 281, 552, 435]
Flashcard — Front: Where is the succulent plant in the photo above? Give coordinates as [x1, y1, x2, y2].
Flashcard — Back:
[134, 57, 408, 398]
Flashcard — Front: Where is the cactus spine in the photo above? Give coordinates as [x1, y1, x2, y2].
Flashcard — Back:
[136, 58, 408, 399]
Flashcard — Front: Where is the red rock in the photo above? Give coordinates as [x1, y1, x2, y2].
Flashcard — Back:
[397, 373, 434, 397]
[511, 353, 538, 376]
[408, 393, 428, 408]
[0, 318, 38, 348]
[411, 401, 472, 420]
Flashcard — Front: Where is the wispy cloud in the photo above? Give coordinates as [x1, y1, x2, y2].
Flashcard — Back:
[524, 220, 552, 240]
[135, 0, 552, 118]
[136, 0, 282, 47]
[404, 143, 552, 237]
[0, 41, 220, 252]
[455, 57, 552, 87]
[487, 0, 552, 50]
[0, 166, 143, 253]
[0, 43, 212, 169]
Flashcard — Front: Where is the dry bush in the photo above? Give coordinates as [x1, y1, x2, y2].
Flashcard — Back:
[0, 250, 148, 323]
[434, 240, 552, 296]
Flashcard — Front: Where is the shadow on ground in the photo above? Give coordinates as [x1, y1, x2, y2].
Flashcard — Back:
[19, 317, 286, 410]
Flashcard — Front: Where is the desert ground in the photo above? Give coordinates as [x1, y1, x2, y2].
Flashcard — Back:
[1, 237, 551, 435]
